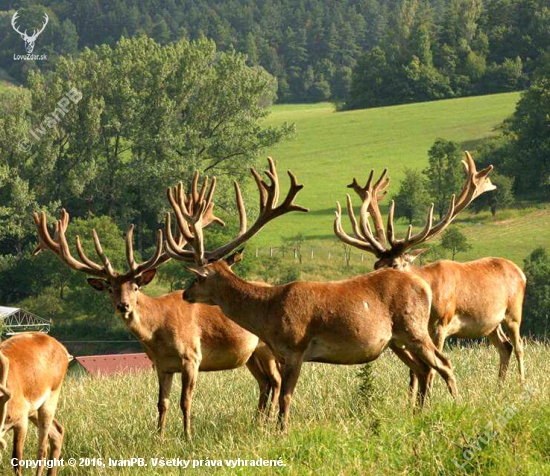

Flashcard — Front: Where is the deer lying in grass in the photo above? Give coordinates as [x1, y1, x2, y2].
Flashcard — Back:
[34, 176, 281, 438]
[338, 152, 526, 391]
[164, 158, 459, 431]
[0, 333, 70, 476]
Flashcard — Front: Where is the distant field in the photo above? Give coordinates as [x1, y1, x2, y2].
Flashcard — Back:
[239, 92, 549, 267]
[6, 343, 549, 475]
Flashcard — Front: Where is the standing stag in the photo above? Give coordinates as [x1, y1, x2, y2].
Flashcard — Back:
[33, 175, 281, 439]
[337, 152, 526, 390]
[164, 158, 459, 431]
[0, 333, 70, 476]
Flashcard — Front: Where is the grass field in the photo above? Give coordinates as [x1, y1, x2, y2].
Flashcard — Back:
[238, 92, 550, 268]
[3, 343, 550, 475]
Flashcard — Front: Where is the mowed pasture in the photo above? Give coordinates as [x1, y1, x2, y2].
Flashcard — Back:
[4, 344, 550, 475]
[245, 92, 550, 266]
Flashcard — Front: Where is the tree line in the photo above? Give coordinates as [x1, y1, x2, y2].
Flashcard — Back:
[0, 0, 549, 105]
[0, 36, 291, 341]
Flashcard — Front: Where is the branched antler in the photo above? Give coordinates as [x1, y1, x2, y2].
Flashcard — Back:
[335, 151, 495, 259]
[165, 157, 309, 265]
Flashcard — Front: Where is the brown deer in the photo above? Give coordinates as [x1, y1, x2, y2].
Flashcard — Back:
[337, 152, 526, 392]
[33, 175, 281, 439]
[164, 158, 459, 431]
[0, 333, 70, 476]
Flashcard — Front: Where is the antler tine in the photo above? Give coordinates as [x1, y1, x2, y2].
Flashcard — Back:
[91, 229, 117, 278]
[348, 168, 389, 246]
[357, 193, 387, 255]
[345, 194, 366, 240]
[131, 229, 168, 275]
[233, 181, 247, 236]
[52, 210, 113, 278]
[126, 224, 137, 271]
[168, 158, 308, 264]
[33, 209, 110, 278]
[164, 212, 198, 263]
[334, 202, 379, 253]
[32, 211, 60, 255]
[167, 185, 195, 243]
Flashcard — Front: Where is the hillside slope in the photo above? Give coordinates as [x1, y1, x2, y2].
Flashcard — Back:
[246, 92, 549, 265]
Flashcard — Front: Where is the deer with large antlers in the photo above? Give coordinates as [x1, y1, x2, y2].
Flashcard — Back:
[34, 174, 281, 438]
[337, 152, 526, 392]
[165, 157, 459, 431]
[0, 333, 70, 476]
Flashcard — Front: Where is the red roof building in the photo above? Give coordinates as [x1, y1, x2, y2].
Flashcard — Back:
[71, 353, 153, 377]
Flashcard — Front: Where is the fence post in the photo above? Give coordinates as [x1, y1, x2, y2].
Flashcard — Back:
[270, 247, 273, 258]
[328, 251, 331, 260]
[310, 248, 314, 259]
[255, 247, 259, 258]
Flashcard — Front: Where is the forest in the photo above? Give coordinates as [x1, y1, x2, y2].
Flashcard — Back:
[0, 0, 549, 105]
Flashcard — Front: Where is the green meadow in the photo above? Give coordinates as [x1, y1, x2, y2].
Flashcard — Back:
[4, 343, 549, 475]
[241, 92, 550, 268]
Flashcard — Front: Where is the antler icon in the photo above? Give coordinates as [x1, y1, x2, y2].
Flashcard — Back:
[12, 11, 49, 54]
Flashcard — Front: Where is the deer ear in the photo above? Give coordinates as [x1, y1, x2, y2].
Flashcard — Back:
[406, 248, 429, 263]
[87, 278, 109, 291]
[136, 269, 157, 288]
[188, 267, 209, 278]
[225, 248, 244, 267]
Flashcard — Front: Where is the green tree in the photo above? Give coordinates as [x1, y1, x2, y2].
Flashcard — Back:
[523, 248, 550, 337]
[24, 36, 293, 253]
[506, 69, 550, 196]
[423, 139, 463, 219]
[392, 168, 430, 224]
[441, 227, 472, 260]
[471, 172, 514, 216]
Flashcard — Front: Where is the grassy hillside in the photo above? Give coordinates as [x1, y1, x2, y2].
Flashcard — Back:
[6, 343, 549, 475]
[241, 92, 549, 267]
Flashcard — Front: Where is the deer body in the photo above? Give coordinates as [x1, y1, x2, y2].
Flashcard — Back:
[183, 261, 458, 430]
[34, 173, 281, 438]
[124, 291, 259, 372]
[163, 158, 459, 431]
[405, 258, 526, 381]
[0, 333, 69, 476]
[340, 153, 526, 385]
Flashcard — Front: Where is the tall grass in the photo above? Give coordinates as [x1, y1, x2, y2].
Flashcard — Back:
[4, 342, 550, 474]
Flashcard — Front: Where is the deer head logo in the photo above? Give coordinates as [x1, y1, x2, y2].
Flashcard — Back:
[11, 11, 49, 54]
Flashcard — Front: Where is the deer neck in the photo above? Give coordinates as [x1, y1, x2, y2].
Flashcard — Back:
[211, 270, 276, 339]
[122, 292, 162, 343]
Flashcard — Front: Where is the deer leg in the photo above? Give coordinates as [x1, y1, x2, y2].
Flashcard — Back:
[505, 296, 526, 385]
[278, 357, 304, 432]
[245, 356, 271, 419]
[390, 343, 430, 407]
[46, 420, 64, 476]
[488, 326, 513, 382]
[11, 419, 28, 476]
[506, 321, 525, 385]
[35, 391, 61, 476]
[267, 360, 282, 418]
[426, 324, 447, 392]
[180, 359, 199, 439]
[399, 330, 458, 400]
[157, 371, 174, 438]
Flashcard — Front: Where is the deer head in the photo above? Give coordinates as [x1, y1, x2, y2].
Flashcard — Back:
[34, 173, 224, 317]
[335, 151, 495, 270]
[11, 11, 48, 54]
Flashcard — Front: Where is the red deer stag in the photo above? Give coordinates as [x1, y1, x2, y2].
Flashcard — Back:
[338, 152, 526, 390]
[0, 333, 70, 476]
[33, 175, 281, 439]
[164, 158, 459, 431]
